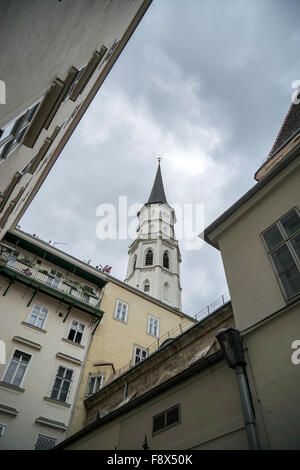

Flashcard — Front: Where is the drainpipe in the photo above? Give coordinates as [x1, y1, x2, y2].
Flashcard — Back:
[216, 328, 260, 450]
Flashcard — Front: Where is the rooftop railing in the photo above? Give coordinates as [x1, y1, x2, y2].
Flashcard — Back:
[105, 291, 230, 385]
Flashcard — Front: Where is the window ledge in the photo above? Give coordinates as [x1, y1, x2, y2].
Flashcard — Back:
[0, 381, 25, 393]
[35, 415, 67, 431]
[56, 352, 82, 365]
[21, 321, 47, 334]
[147, 332, 159, 339]
[0, 403, 19, 416]
[61, 338, 85, 349]
[13, 335, 42, 350]
[43, 396, 71, 408]
[113, 316, 127, 325]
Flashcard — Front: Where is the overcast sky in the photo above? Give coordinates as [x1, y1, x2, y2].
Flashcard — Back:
[20, 0, 300, 317]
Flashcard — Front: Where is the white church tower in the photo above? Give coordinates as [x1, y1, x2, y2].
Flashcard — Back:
[124, 160, 182, 310]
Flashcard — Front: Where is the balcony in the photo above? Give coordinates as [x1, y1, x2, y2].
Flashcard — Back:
[0, 249, 102, 313]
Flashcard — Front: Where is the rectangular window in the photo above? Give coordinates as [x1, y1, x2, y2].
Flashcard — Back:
[134, 346, 148, 365]
[0, 424, 6, 439]
[262, 208, 300, 300]
[114, 300, 128, 323]
[50, 366, 73, 403]
[67, 320, 85, 344]
[0, 101, 40, 160]
[148, 315, 160, 337]
[3, 350, 31, 387]
[28, 304, 48, 329]
[46, 269, 62, 289]
[86, 374, 103, 396]
[152, 405, 180, 434]
[34, 434, 57, 450]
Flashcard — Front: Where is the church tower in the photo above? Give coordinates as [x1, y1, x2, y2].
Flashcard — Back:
[124, 161, 182, 310]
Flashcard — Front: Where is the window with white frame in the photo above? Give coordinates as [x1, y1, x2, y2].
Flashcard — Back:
[34, 434, 57, 450]
[86, 374, 103, 396]
[148, 315, 160, 337]
[0, 101, 40, 160]
[50, 366, 73, 403]
[114, 300, 128, 323]
[134, 345, 148, 365]
[3, 350, 31, 387]
[28, 304, 48, 329]
[262, 208, 300, 300]
[67, 320, 85, 344]
[0, 424, 6, 439]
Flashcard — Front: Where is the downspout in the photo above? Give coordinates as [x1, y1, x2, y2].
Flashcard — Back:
[216, 328, 260, 450]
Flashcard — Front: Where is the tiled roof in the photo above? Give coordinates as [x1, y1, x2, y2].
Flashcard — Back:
[268, 90, 300, 158]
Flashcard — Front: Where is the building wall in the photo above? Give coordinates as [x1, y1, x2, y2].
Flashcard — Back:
[0, 278, 95, 449]
[244, 301, 300, 450]
[68, 281, 195, 435]
[213, 156, 300, 331]
[0, 0, 151, 241]
[125, 203, 182, 309]
[0, 0, 146, 127]
[64, 359, 248, 450]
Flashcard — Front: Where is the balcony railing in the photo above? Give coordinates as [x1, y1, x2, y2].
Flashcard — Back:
[1, 255, 100, 308]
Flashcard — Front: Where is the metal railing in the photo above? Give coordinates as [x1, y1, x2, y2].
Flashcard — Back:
[105, 291, 231, 385]
[2, 256, 100, 308]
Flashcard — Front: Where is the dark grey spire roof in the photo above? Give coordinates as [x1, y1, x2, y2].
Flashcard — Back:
[146, 162, 167, 205]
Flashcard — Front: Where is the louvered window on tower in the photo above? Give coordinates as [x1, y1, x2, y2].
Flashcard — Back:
[145, 249, 153, 266]
[163, 251, 169, 269]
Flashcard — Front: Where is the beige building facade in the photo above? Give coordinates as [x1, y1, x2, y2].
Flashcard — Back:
[69, 272, 195, 435]
[0, 229, 107, 449]
[0, 0, 152, 241]
[0, 228, 194, 449]
[204, 99, 300, 449]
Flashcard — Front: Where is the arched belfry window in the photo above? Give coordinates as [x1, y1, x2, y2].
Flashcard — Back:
[144, 280, 150, 292]
[145, 249, 153, 266]
[163, 251, 169, 269]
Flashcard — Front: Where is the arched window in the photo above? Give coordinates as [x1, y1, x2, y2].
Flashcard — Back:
[163, 282, 169, 301]
[145, 249, 153, 266]
[144, 279, 150, 292]
[163, 251, 169, 269]
[132, 255, 137, 272]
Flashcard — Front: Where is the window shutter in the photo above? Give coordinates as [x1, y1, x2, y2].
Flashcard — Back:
[0, 187, 24, 229]
[69, 46, 107, 102]
[0, 171, 22, 213]
[23, 78, 65, 148]
[27, 125, 60, 175]
[28, 138, 52, 175]
[43, 67, 79, 130]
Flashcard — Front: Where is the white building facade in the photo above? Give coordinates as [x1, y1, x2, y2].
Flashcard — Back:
[125, 163, 182, 310]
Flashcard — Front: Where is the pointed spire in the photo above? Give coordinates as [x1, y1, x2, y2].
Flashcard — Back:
[147, 159, 168, 205]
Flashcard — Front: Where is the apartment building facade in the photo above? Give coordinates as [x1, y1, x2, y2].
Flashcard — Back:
[0, 229, 107, 449]
[0, 0, 152, 241]
[0, 228, 194, 449]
